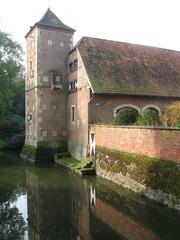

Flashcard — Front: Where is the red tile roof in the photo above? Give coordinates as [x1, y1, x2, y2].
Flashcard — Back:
[77, 37, 180, 97]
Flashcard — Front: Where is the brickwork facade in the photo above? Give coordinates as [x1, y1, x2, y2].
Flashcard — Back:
[67, 49, 91, 160]
[90, 95, 179, 123]
[24, 9, 180, 162]
[25, 24, 74, 152]
[91, 125, 180, 163]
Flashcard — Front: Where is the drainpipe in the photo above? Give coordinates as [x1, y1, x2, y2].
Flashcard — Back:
[88, 91, 94, 157]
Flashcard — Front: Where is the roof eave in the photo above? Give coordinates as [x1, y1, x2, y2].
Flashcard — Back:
[93, 92, 180, 98]
[25, 23, 75, 38]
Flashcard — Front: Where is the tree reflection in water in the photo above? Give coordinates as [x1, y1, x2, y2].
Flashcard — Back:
[0, 201, 26, 240]
[0, 161, 27, 240]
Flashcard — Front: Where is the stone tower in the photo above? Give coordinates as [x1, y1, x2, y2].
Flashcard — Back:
[23, 8, 75, 162]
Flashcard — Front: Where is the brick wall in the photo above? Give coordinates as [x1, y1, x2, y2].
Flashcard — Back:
[91, 125, 180, 163]
[67, 49, 91, 160]
[90, 95, 179, 124]
[91, 198, 158, 240]
[25, 25, 74, 150]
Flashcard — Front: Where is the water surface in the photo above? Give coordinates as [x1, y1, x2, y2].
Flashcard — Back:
[0, 152, 180, 240]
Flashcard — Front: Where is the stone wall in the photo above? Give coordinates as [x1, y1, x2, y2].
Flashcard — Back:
[91, 125, 180, 163]
[95, 147, 180, 210]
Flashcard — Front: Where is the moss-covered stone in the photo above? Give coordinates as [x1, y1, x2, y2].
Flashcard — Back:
[21, 145, 54, 162]
[96, 146, 180, 199]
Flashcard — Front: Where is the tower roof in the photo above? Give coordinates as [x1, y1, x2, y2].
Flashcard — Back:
[25, 8, 75, 38]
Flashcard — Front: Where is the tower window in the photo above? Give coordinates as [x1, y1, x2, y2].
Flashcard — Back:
[48, 40, 52, 45]
[30, 61, 34, 78]
[71, 105, 75, 123]
[27, 113, 32, 122]
[50, 72, 62, 90]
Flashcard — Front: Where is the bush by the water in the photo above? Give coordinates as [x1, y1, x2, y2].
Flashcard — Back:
[112, 108, 139, 125]
[135, 109, 161, 126]
[0, 114, 25, 150]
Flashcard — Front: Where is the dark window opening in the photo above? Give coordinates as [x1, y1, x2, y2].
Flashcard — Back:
[71, 106, 75, 123]
[50, 72, 62, 90]
[69, 59, 78, 73]
[69, 80, 77, 93]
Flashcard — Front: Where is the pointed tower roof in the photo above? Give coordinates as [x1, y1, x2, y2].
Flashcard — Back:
[25, 8, 75, 38]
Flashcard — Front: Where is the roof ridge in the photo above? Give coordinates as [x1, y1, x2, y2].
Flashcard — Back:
[78, 36, 180, 54]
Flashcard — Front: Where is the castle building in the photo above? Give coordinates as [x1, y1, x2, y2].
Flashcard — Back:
[24, 8, 180, 161]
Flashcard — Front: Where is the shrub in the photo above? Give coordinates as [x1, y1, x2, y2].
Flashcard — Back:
[0, 138, 7, 149]
[0, 114, 25, 151]
[136, 109, 161, 126]
[112, 108, 139, 125]
[7, 133, 25, 150]
[161, 101, 180, 127]
[0, 114, 24, 138]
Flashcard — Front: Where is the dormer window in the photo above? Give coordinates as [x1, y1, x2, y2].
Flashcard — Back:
[50, 72, 62, 90]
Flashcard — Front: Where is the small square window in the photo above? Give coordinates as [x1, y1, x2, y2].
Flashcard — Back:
[42, 131, 47, 137]
[49, 72, 62, 90]
[52, 105, 57, 110]
[48, 40, 52, 45]
[42, 105, 47, 110]
[52, 131, 57, 137]
[27, 113, 32, 122]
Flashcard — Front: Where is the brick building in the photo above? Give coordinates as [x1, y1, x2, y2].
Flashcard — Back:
[24, 8, 180, 161]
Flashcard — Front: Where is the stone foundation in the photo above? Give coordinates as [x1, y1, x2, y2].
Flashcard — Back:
[96, 147, 180, 210]
[21, 141, 67, 163]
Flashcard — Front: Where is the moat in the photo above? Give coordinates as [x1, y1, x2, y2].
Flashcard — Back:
[0, 152, 180, 240]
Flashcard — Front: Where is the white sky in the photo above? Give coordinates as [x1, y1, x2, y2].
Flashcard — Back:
[1, 0, 180, 52]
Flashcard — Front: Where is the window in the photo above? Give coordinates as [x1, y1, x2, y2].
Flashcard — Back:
[50, 72, 62, 90]
[48, 40, 52, 45]
[69, 62, 73, 72]
[42, 131, 47, 137]
[69, 80, 77, 93]
[27, 113, 32, 122]
[68, 59, 78, 73]
[74, 59, 78, 71]
[30, 61, 34, 78]
[71, 105, 75, 123]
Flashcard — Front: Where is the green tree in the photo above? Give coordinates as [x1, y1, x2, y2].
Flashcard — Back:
[161, 101, 180, 127]
[0, 31, 23, 115]
[136, 109, 161, 126]
[112, 108, 139, 125]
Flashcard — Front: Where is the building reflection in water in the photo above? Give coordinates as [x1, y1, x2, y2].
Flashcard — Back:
[26, 167, 180, 240]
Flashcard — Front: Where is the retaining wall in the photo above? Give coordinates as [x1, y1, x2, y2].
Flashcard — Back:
[91, 125, 180, 163]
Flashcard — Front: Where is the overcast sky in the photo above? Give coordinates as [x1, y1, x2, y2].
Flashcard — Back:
[1, 0, 180, 52]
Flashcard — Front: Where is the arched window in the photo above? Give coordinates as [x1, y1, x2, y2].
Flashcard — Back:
[113, 104, 141, 117]
[112, 105, 140, 125]
[142, 105, 161, 116]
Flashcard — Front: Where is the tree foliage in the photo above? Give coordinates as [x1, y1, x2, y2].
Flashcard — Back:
[0, 31, 23, 115]
[135, 109, 161, 126]
[112, 108, 139, 125]
[161, 101, 180, 127]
